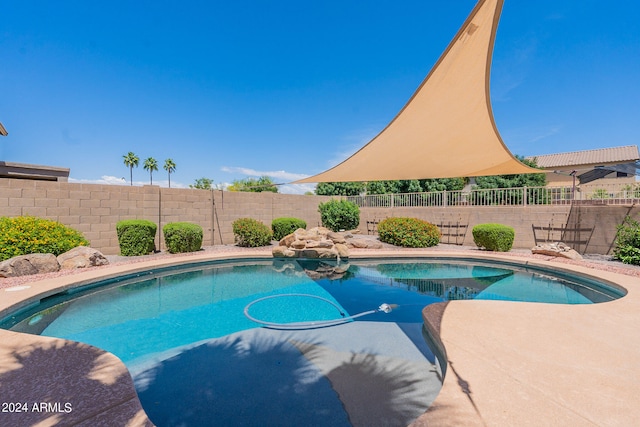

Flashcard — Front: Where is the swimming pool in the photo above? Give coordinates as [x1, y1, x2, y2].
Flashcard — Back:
[1, 257, 623, 426]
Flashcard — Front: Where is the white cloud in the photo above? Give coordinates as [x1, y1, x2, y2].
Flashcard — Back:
[220, 167, 316, 194]
[279, 183, 317, 195]
[69, 175, 128, 185]
[221, 166, 310, 182]
[69, 175, 188, 188]
[69, 174, 314, 194]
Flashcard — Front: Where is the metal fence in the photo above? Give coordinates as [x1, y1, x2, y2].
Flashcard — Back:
[346, 184, 640, 208]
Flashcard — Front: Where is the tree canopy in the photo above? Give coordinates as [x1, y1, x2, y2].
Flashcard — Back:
[190, 177, 214, 190]
[313, 157, 544, 196]
[315, 182, 365, 196]
[164, 159, 176, 188]
[228, 176, 278, 193]
[315, 178, 465, 196]
[473, 156, 546, 189]
[143, 157, 158, 185]
[122, 152, 139, 186]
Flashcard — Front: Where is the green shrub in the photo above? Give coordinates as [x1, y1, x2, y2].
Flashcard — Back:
[272, 217, 307, 241]
[232, 218, 273, 247]
[163, 222, 203, 254]
[613, 216, 640, 265]
[0, 215, 89, 261]
[116, 219, 157, 256]
[472, 223, 514, 252]
[318, 199, 360, 232]
[377, 217, 440, 248]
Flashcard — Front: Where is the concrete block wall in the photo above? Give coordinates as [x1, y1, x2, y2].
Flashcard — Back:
[0, 178, 332, 255]
[0, 177, 634, 255]
[211, 190, 333, 245]
[360, 206, 571, 248]
[360, 204, 640, 254]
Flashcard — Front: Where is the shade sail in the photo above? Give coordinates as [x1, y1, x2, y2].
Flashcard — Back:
[295, 0, 541, 184]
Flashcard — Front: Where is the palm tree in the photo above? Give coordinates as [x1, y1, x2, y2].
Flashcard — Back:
[164, 158, 176, 188]
[123, 152, 139, 186]
[143, 157, 159, 185]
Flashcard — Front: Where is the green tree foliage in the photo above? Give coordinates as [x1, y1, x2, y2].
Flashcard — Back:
[315, 182, 365, 196]
[473, 156, 546, 189]
[190, 177, 214, 190]
[419, 178, 465, 192]
[123, 152, 139, 186]
[398, 180, 423, 193]
[366, 180, 398, 194]
[164, 159, 176, 188]
[143, 157, 158, 185]
[228, 176, 278, 193]
[613, 216, 640, 265]
[316, 179, 464, 196]
[472, 157, 546, 205]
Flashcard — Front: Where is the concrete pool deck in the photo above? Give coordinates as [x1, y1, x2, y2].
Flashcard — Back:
[1, 245, 639, 426]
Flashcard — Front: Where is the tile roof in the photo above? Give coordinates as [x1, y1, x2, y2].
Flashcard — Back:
[527, 145, 639, 169]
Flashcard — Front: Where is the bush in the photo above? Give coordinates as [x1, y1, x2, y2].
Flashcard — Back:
[0, 215, 89, 261]
[377, 217, 440, 248]
[613, 216, 640, 265]
[472, 223, 514, 252]
[318, 199, 360, 232]
[272, 217, 307, 241]
[116, 219, 157, 256]
[232, 218, 273, 247]
[163, 222, 203, 254]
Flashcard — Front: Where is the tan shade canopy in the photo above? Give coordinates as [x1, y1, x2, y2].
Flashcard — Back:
[295, 0, 540, 184]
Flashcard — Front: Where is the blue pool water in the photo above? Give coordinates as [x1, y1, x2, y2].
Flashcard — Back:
[1, 258, 622, 427]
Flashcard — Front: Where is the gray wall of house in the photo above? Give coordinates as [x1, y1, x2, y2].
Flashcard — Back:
[0, 178, 631, 255]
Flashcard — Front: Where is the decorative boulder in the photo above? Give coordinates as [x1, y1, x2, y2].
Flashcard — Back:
[346, 238, 383, 249]
[273, 227, 384, 259]
[274, 227, 349, 259]
[57, 246, 109, 269]
[532, 242, 583, 260]
[0, 253, 60, 278]
[272, 246, 296, 258]
[334, 243, 350, 259]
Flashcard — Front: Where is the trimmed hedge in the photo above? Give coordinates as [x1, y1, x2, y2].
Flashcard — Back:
[377, 217, 440, 248]
[472, 223, 514, 252]
[0, 215, 89, 261]
[163, 222, 203, 254]
[116, 219, 157, 256]
[232, 217, 273, 247]
[613, 216, 640, 265]
[272, 217, 307, 241]
[318, 199, 360, 232]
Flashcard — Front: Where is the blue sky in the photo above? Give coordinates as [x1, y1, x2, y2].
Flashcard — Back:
[1, 1, 639, 193]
